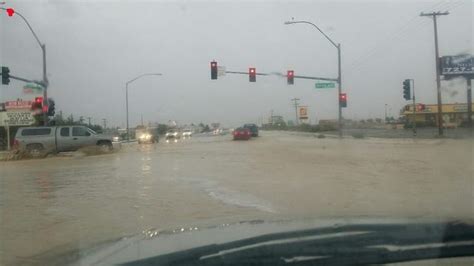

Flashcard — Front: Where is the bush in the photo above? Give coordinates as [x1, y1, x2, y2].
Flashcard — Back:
[351, 132, 365, 139]
[317, 134, 326, 139]
[318, 124, 337, 132]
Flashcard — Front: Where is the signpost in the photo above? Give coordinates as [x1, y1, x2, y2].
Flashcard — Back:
[315, 82, 335, 89]
[4, 120, 10, 151]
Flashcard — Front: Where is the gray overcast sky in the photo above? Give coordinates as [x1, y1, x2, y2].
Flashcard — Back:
[1, 0, 472, 128]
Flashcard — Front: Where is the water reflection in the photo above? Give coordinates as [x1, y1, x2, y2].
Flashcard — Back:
[35, 172, 54, 200]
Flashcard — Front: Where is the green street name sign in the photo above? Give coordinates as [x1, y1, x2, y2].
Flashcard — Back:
[315, 82, 335, 89]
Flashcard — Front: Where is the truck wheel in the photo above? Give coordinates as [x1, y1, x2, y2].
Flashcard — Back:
[98, 142, 112, 152]
[26, 144, 47, 158]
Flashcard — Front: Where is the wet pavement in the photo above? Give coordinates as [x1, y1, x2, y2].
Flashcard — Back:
[0, 131, 473, 265]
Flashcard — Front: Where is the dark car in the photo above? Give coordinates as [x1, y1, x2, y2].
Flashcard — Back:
[243, 124, 259, 137]
[233, 127, 251, 140]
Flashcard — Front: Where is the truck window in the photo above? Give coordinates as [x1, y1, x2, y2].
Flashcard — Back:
[21, 128, 52, 136]
[72, 127, 90, 137]
[60, 127, 70, 137]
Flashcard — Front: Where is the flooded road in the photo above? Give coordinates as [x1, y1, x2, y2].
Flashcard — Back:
[1, 131, 473, 265]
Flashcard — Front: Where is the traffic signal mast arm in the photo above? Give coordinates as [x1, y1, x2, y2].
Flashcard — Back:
[224, 70, 337, 81]
[1, 72, 39, 84]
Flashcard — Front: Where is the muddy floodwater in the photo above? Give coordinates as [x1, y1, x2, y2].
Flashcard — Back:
[0, 131, 473, 265]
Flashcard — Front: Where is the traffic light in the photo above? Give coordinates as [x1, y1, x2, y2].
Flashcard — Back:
[249, 67, 256, 82]
[287, 70, 294, 85]
[339, 93, 347, 108]
[1, 66, 10, 85]
[6, 8, 15, 17]
[32, 96, 43, 110]
[403, 79, 411, 100]
[47, 98, 55, 116]
[210, 61, 217, 80]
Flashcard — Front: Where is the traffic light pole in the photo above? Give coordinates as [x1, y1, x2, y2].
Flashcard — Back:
[1, 7, 49, 125]
[411, 79, 417, 136]
[284, 20, 343, 138]
[337, 44, 342, 138]
[42, 44, 48, 126]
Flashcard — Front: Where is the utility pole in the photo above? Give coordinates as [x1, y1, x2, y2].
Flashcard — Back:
[384, 104, 388, 123]
[141, 115, 144, 126]
[87, 117, 91, 126]
[291, 98, 300, 125]
[102, 118, 107, 130]
[421, 11, 449, 136]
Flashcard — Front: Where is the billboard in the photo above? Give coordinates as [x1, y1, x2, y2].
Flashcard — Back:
[440, 55, 474, 76]
[299, 106, 308, 120]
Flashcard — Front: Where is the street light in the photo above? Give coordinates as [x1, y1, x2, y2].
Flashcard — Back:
[1, 7, 49, 125]
[125, 73, 162, 141]
[284, 19, 343, 138]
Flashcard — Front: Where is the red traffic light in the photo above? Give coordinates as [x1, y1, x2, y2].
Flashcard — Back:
[249, 67, 256, 82]
[35, 97, 43, 104]
[6, 8, 15, 17]
[339, 93, 347, 108]
[210, 61, 218, 80]
[287, 70, 294, 85]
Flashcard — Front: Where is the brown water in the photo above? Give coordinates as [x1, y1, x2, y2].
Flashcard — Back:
[1, 131, 472, 265]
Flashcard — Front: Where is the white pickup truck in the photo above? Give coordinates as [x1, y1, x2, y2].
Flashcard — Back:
[13, 125, 119, 157]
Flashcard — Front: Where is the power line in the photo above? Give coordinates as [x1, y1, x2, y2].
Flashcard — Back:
[344, 0, 459, 74]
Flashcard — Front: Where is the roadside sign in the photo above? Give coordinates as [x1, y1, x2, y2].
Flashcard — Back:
[315, 82, 335, 89]
[5, 100, 33, 110]
[299, 106, 308, 120]
[23, 83, 44, 94]
[441, 55, 473, 76]
[0, 111, 35, 126]
[218, 66, 226, 76]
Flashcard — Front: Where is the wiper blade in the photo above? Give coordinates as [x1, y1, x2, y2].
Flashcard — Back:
[121, 222, 474, 266]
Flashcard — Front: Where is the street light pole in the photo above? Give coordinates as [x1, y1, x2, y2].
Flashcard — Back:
[125, 73, 162, 142]
[1, 8, 49, 125]
[284, 20, 343, 138]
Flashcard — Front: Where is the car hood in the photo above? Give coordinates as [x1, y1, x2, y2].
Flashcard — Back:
[72, 217, 474, 265]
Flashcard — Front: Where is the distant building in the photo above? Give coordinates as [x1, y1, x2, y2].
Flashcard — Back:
[401, 103, 474, 128]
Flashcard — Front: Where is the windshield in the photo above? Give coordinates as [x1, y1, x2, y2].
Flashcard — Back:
[0, 1, 473, 265]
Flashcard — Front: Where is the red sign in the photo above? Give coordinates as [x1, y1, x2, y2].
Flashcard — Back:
[5, 100, 33, 110]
